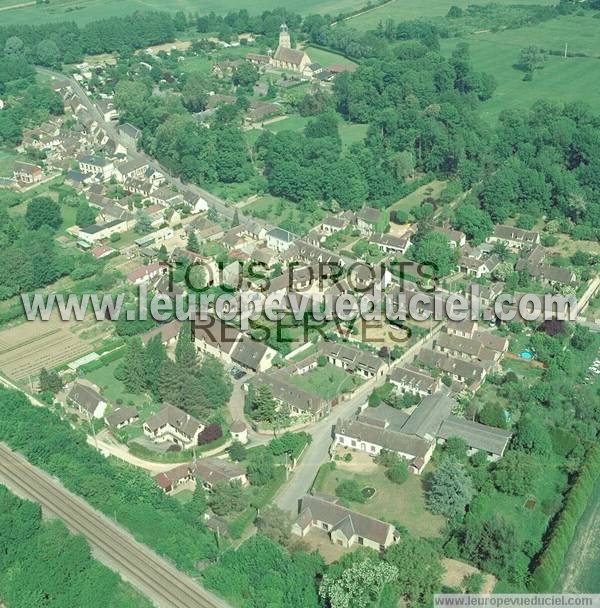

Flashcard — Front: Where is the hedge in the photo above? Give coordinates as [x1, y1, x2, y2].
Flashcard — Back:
[128, 432, 229, 463]
[529, 444, 600, 591]
[78, 346, 125, 373]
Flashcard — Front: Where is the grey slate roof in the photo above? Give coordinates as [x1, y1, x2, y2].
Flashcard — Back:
[400, 391, 457, 439]
[438, 415, 511, 456]
[105, 406, 139, 427]
[67, 382, 104, 414]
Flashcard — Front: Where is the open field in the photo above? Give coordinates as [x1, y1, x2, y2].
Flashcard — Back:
[389, 179, 447, 214]
[244, 194, 325, 235]
[0, 315, 92, 381]
[345, 0, 556, 30]
[0, 0, 363, 26]
[440, 15, 600, 120]
[316, 453, 446, 538]
[0, 149, 18, 177]
[559, 476, 600, 593]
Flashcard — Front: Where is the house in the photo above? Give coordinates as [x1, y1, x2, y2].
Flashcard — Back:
[124, 177, 154, 198]
[192, 458, 248, 491]
[335, 407, 435, 474]
[418, 348, 487, 389]
[181, 190, 208, 213]
[105, 406, 139, 429]
[193, 316, 242, 364]
[516, 249, 576, 287]
[249, 374, 330, 420]
[266, 227, 295, 252]
[13, 161, 42, 184]
[389, 366, 441, 398]
[67, 382, 107, 419]
[187, 217, 224, 241]
[114, 158, 149, 183]
[140, 319, 182, 346]
[97, 98, 118, 122]
[212, 59, 243, 78]
[369, 232, 412, 255]
[143, 403, 204, 449]
[293, 494, 398, 551]
[270, 24, 311, 74]
[321, 216, 347, 235]
[153, 464, 193, 494]
[488, 225, 540, 250]
[149, 185, 182, 207]
[433, 226, 467, 248]
[433, 333, 500, 366]
[437, 416, 511, 461]
[250, 246, 278, 269]
[117, 123, 141, 150]
[246, 101, 281, 123]
[126, 261, 167, 285]
[78, 154, 115, 180]
[356, 206, 382, 236]
[246, 52, 270, 66]
[78, 219, 127, 244]
[322, 342, 386, 379]
[90, 245, 115, 259]
[231, 337, 277, 372]
[230, 419, 248, 444]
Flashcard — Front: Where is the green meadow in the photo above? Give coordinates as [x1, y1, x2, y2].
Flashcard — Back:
[0, 0, 363, 26]
[440, 14, 600, 120]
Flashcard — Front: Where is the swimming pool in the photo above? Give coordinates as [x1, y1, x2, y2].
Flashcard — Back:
[520, 350, 533, 360]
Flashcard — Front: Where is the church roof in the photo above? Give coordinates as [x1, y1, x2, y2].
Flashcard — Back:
[274, 46, 306, 66]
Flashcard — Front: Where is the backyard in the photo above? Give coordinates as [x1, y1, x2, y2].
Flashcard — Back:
[314, 455, 446, 538]
[289, 364, 360, 400]
[83, 358, 147, 408]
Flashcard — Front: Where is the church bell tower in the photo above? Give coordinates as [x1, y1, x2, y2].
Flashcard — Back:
[279, 23, 291, 49]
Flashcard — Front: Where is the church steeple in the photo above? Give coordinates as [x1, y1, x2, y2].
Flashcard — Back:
[278, 23, 291, 49]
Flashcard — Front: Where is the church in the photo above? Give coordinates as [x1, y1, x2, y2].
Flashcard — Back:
[270, 24, 312, 74]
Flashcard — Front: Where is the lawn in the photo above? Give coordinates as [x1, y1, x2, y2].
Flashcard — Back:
[305, 46, 357, 68]
[0, 0, 362, 26]
[83, 359, 146, 408]
[0, 149, 18, 178]
[264, 114, 311, 134]
[58, 204, 78, 236]
[389, 179, 447, 214]
[315, 461, 446, 538]
[244, 194, 325, 235]
[289, 364, 361, 400]
[440, 14, 600, 121]
[345, 0, 556, 30]
[339, 122, 368, 148]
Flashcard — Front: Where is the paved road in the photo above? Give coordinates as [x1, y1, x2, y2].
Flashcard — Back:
[0, 443, 229, 608]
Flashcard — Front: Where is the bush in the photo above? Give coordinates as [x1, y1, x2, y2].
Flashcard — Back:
[198, 423, 223, 445]
[343, 452, 352, 462]
[386, 461, 409, 485]
[335, 479, 366, 503]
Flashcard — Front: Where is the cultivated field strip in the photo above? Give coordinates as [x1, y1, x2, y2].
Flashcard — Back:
[0, 444, 228, 608]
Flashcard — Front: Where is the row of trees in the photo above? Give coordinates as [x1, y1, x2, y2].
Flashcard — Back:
[0, 486, 151, 608]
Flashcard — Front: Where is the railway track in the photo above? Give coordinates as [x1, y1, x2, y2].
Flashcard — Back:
[0, 443, 229, 608]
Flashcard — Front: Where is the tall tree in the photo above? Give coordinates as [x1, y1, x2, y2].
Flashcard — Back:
[426, 458, 474, 519]
[144, 334, 166, 395]
[175, 322, 197, 371]
[123, 337, 146, 393]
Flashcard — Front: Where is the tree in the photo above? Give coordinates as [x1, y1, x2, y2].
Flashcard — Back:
[335, 479, 366, 504]
[409, 231, 457, 278]
[453, 203, 493, 245]
[196, 355, 232, 409]
[255, 505, 292, 547]
[246, 448, 276, 486]
[443, 437, 469, 462]
[38, 367, 63, 395]
[385, 536, 443, 606]
[134, 210, 151, 234]
[4, 36, 25, 56]
[386, 461, 409, 485]
[252, 384, 277, 423]
[25, 197, 62, 231]
[426, 458, 474, 519]
[144, 334, 166, 395]
[209, 480, 245, 516]
[478, 402, 508, 429]
[228, 440, 247, 462]
[36, 39, 61, 68]
[513, 418, 552, 455]
[493, 451, 539, 496]
[187, 230, 200, 253]
[75, 201, 97, 227]
[519, 46, 546, 73]
[232, 62, 259, 89]
[188, 483, 207, 518]
[181, 72, 208, 112]
[320, 558, 398, 608]
[123, 337, 146, 393]
[175, 322, 197, 370]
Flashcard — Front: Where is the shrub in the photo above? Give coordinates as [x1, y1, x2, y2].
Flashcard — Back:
[198, 423, 223, 445]
[335, 479, 366, 503]
[386, 461, 409, 485]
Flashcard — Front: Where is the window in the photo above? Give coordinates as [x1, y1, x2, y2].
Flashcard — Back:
[322, 522, 329, 530]
[351, 440, 356, 447]
[358, 537, 364, 545]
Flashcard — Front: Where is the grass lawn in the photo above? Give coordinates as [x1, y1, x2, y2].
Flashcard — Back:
[0, 149, 18, 177]
[339, 122, 368, 148]
[440, 14, 600, 121]
[172, 489, 194, 505]
[345, 0, 556, 30]
[58, 204, 78, 236]
[289, 364, 361, 400]
[264, 114, 311, 134]
[305, 46, 357, 68]
[177, 54, 213, 75]
[0, 0, 361, 26]
[315, 462, 446, 538]
[244, 194, 325, 235]
[389, 179, 447, 214]
[501, 356, 544, 381]
[83, 359, 146, 408]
